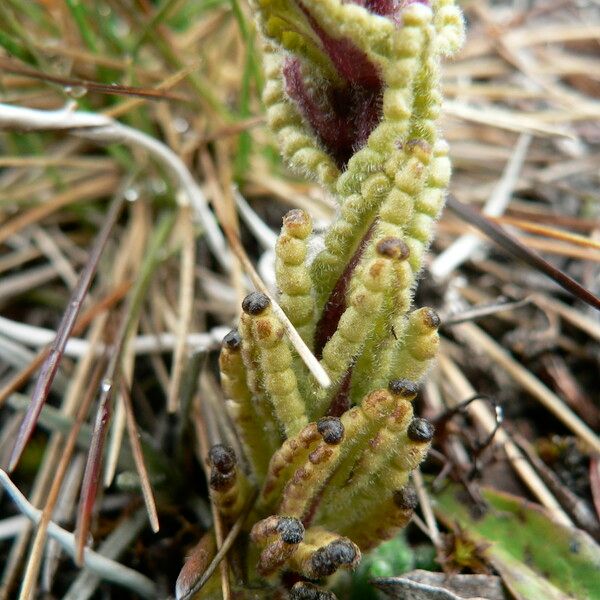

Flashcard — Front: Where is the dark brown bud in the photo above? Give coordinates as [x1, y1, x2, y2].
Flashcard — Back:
[311, 540, 359, 577]
[388, 379, 419, 398]
[423, 307, 441, 329]
[276, 517, 304, 544]
[208, 444, 236, 473]
[317, 417, 344, 445]
[407, 418, 434, 442]
[241, 291, 270, 315]
[393, 486, 418, 510]
[375, 237, 410, 260]
[290, 582, 337, 600]
[222, 329, 242, 350]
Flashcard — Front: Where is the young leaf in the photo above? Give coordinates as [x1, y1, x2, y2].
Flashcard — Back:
[434, 483, 600, 600]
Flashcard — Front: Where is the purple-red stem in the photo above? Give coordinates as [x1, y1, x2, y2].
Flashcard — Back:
[314, 221, 376, 358]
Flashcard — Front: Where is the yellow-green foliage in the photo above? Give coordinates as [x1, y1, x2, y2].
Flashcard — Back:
[206, 0, 464, 595]
[275, 209, 315, 345]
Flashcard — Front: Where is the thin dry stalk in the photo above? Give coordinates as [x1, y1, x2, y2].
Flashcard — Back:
[0, 174, 119, 247]
[437, 219, 600, 262]
[432, 133, 532, 279]
[17, 359, 107, 600]
[168, 206, 197, 413]
[0, 281, 131, 409]
[119, 381, 160, 533]
[192, 397, 231, 600]
[8, 194, 125, 471]
[198, 150, 331, 389]
[30, 226, 78, 289]
[443, 100, 571, 138]
[0, 56, 186, 102]
[103, 202, 150, 488]
[74, 379, 114, 565]
[412, 469, 441, 548]
[228, 227, 331, 389]
[491, 215, 600, 251]
[198, 148, 246, 310]
[452, 322, 600, 454]
[446, 195, 600, 311]
[0, 156, 115, 169]
[178, 490, 258, 600]
[104, 62, 202, 119]
[437, 352, 572, 526]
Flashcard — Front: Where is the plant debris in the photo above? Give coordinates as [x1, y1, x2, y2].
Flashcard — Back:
[0, 0, 599, 598]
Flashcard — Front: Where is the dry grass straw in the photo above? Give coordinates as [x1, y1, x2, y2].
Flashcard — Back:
[0, 0, 598, 597]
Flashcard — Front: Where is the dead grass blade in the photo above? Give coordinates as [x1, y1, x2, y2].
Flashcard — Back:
[191, 393, 231, 600]
[18, 359, 107, 600]
[451, 322, 600, 454]
[0, 281, 130, 410]
[119, 381, 160, 533]
[74, 213, 174, 563]
[74, 381, 114, 565]
[0, 56, 189, 102]
[446, 195, 600, 312]
[168, 206, 196, 413]
[8, 195, 125, 471]
[177, 489, 257, 600]
[199, 150, 331, 389]
[0, 174, 119, 247]
[491, 215, 600, 251]
[437, 352, 572, 526]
